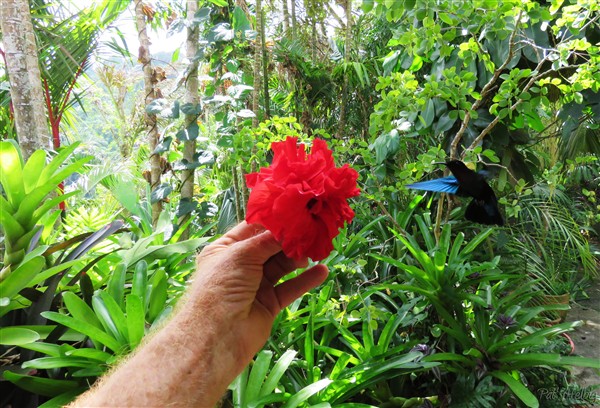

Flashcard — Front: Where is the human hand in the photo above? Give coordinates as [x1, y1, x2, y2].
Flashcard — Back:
[185, 221, 329, 372]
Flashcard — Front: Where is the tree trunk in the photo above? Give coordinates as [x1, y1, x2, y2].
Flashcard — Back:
[282, 0, 289, 35]
[0, 0, 51, 159]
[252, 0, 262, 129]
[290, 0, 297, 37]
[260, 0, 270, 119]
[180, 0, 200, 239]
[336, 0, 352, 139]
[134, 0, 162, 226]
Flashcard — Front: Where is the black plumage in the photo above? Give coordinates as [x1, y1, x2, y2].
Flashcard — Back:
[406, 160, 504, 226]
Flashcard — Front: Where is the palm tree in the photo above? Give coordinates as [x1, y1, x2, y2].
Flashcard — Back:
[0, 0, 51, 158]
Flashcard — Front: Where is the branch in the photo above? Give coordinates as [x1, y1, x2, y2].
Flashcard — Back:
[465, 55, 550, 152]
[477, 160, 519, 185]
[449, 10, 523, 158]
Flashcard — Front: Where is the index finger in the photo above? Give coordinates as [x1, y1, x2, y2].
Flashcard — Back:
[211, 221, 265, 247]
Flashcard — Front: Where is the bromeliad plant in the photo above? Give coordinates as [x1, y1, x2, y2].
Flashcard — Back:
[373, 221, 600, 407]
[0, 141, 91, 267]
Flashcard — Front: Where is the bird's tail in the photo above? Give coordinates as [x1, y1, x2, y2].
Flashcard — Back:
[465, 198, 504, 226]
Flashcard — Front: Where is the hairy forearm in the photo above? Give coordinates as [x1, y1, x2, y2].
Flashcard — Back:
[70, 293, 239, 407]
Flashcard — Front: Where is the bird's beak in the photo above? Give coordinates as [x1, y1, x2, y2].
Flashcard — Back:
[433, 161, 447, 165]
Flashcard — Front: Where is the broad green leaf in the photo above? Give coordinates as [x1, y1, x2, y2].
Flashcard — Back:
[193, 7, 211, 24]
[260, 350, 297, 397]
[37, 389, 85, 408]
[126, 294, 145, 349]
[93, 292, 128, 345]
[3, 370, 80, 398]
[121, 237, 208, 266]
[26, 190, 80, 228]
[0, 141, 25, 207]
[150, 183, 173, 204]
[0, 205, 25, 242]
[22, 150, 47, 194]
[28, 259, 83, 288]
[176, 122, 199, 141]
[246, 350, 273, 402]
[461, 228, 494, 255]
[22, 356, 94, 369]
[180, 103, 202, 115]
[62, 292, 103, 330]
[490, 371, 538, 407]
[66, 348, 112, 362]
[0, 327, 40, 345]
[361, 0, 374, 13]
[0, 256, 45, 301]
[18, 341, 67, 357]
[147, 269, 167, 322]
[132, 261, 148, 302]
[232, 6, 251, 32]
[152, 136, 172, 154]
[37, 142, 80, 187]
[41, 311, 122, 353]
[107, 263, 127, 310]
[282, 379, 333, 408]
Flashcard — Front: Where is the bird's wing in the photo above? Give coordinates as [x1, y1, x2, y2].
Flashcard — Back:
[406, 176, 460, 194]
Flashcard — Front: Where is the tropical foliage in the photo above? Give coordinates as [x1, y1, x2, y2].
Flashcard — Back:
[1, 0, 599, 407]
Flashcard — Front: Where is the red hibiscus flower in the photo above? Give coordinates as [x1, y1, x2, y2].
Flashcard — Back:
[245, 137, 360, 261]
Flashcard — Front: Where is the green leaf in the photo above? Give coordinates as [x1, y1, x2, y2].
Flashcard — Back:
[193, 8, 211, 24]
[0, 256, 45, 302]
[121, 237, 208, 266]
[132, 261, 148, 302]
[126, 294, 145, 349]
[439, 12, 453, 25]
[434, 111, 457, 133]
[260, 350, 297, 397]
[361, 0, 374, 13]
[152, 136, 172, 155]
[0, 205, 26, 246]
[490, 371, 538, 407]
[246, 350, 273, 402]
[208, 0, 227, 6]
[207, 23, 234, 43]
[180, 103, 202, 115]
[62, 292, 103, 330]
[0, 141, 25, 208]
[150, 183, 173, 204]
[66, 348, 112, 362]
[94, 292, 129, 345]
[145, 98, 170, 115]
[232, 6, 251, 32]
[420, 99, 435, 128]
[37, 142, 79, 187]
[382, 50, 400, 76]
[148, 269, 168, 322]
[37, 389, 85, 408]
[22, 150, 48, 194]
[283, 379, 333, 408]
[107, 263, 127, 310]
[41, 311, 122, 353]
[27, 191, 80, 228]
[0, 327, 40, 345]
[22, 356, 94, 369]
[3, 370, 80, 398]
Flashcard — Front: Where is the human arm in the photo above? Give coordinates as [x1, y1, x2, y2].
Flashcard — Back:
[69, 222, 329, 407]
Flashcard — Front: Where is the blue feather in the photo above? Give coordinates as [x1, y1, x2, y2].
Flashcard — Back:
[406, 176, 460, 194]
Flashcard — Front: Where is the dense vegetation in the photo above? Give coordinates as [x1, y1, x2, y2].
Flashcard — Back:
[1, 0, 599, 407]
